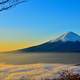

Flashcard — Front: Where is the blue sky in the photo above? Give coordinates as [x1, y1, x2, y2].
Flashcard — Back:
[0, 0, 80, 51]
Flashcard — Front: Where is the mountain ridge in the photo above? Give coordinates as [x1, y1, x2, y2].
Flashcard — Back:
[18, 32, 80, 53]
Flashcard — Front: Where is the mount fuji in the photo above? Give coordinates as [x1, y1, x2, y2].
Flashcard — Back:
[19, 32, 80, 52]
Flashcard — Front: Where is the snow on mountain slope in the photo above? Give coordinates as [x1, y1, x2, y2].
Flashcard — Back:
[50, 32, 80, 42]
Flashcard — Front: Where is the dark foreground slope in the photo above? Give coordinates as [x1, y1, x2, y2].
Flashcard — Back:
[19, 41, 80, 52]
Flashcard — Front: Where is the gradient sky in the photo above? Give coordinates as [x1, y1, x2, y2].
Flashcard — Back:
[0, 0, 80, 51]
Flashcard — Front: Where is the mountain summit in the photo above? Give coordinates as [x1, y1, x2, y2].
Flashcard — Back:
[19, 32, 80, 52]
[54, 32, 80, 42]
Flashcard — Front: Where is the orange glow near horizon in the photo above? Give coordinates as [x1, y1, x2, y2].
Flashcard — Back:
[0, 41, 33, 52]
[0, 35, 53, 52]
[0, 40, 45, 52]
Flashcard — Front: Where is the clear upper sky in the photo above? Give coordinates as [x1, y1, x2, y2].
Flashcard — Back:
[0, 0, 80, 51]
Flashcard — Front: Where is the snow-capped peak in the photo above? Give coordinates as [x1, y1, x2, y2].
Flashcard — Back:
[51, 32, 80, 42]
